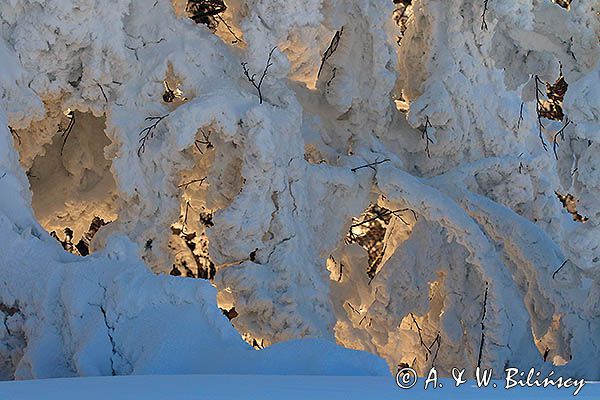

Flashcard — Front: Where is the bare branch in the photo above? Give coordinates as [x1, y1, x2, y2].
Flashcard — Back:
[317, 27, 344, 80]
[351, 208, 414, 228]
[182, 200, 199, 233]
[178, 177, 207, 190]
[552, 259, 568, 280]
[351, 158, 390, 172]
[421, 116, 434, 158]
[552, 117, 571, 160]
[137, 114, 169, 156]
[215, 14, 243, 44]
[534, 75, 549, 151]
[8, 126, 21, 145]
[481, 0, 489, 31]
[94, 80, 108, 103]
[326, 67, 337, 88]
[194, 128, 214, 154]
[60, 111, 76, 156]
[409, 313, 441, 364]
[477, 282, 489, 369]
[241, 47, 277, 104]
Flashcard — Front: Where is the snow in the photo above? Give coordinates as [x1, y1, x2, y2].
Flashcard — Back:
[0, 375, 599, 400]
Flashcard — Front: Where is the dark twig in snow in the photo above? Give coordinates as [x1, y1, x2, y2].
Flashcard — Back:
[326, 67, 337, 88]
[8, 126, 21, 145]
[410, 313, 430, 355]
[137, 114, 168, 156]
[552, 117, 571, 160]
[477, 282, 489, 370]
[534, 75, 549, 151]
[60, 111, 75, 156]
[241, 47, 276, 104]
[351, 208, 414, 228]
[421, 116, 434, 158]
[194, 129, 214, 154]
[410, 313, 441, 363]
[182, 201, 194, 233]
[317, 27, 344, 80]
[481, 0, 489, 31]
[430, 333, 441, 365]
[178, 177, 207, 190]
[95, 80, 108, 103]
[346, 302, 360, 316]
[351, 158, 390, 172]
[552, 259, 569, 279]
[517, 102, 524, 129]
[215, 14, 243, 44]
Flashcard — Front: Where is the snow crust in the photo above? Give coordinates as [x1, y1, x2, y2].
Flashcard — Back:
[1, 375, 599, 400]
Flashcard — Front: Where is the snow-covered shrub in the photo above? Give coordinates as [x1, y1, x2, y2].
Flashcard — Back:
[0, 0, 598, 380]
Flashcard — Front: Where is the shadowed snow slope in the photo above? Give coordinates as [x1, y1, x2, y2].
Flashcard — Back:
[0, 375, 599, 400]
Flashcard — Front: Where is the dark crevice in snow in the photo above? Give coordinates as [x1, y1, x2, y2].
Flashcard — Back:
[346, 203, 417, 281]
[99, 305, 117, 376]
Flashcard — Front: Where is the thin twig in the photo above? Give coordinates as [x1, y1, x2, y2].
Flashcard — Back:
[421, 116, 434, 158]
[477, 282, 489, 369]
[351, 208, 414, 228]
[317, 27, 344, 80]
[60, 111, 75, 156]
[215, 14, 243, 44]
[95, 80, 108, 103]
[351, 158, 390, 172]
[410, 313, 430, 355]
[534, 75, 548, 151]
[481, 0, 489, 31]
[517, 102, 524, 129]
[182, 200, 198, 233]
[178, 177, 207, 190]
[8, 126, 21, 145]
[194, 128, 214, 154]
[346, 302, 360, 315]
[137, 114, 169, 156]
[571, 167, 578, 176]
[409, 313, 441, 364]
[429, 334, 441, 365]
[241, 47, 276, 104]
[326, 67, 337, 88]
[552, 117, 571, 160]
[552, 260, 568, 280]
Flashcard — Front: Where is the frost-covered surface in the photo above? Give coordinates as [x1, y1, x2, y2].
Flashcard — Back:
[0, 0, 599, 383]
[1, 375, 599, 400]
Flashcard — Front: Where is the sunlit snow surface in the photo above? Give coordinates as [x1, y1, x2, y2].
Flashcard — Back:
[0, 376, 598, 400]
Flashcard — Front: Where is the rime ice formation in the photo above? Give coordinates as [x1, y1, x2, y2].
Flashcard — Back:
[0, 0, 599, 381]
